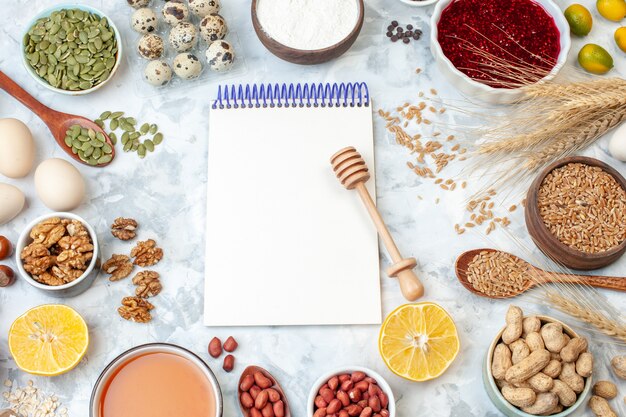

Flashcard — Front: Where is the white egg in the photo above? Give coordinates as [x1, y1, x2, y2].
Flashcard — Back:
[0, 182, 25, 225]
[609, 123, 626, 162]
[34, 159, 85, 211]
[0, 118, 35, 178]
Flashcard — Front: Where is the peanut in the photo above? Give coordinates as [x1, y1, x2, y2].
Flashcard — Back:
[273, 401, 285, 417]
[542, 360, 562, 379]
[266, 388, 281, 403]
[520, 392, 558, 415]
[262, 403, 274, 417]
[575, 352, 593, 378]
[223, 336, 238, 352]
[505, 349, 551, 384]
[351, 371, 367, 383]
[315, 396, 328, 409]
[541, 323, 566, 353]
[492, 343, 513, 380]
[551, 379, 577, 407]
[525, 332, 545, 352]
[255, 390, 269, 410]
[327, 399, 342, 414]
[251, 408, 263, 417]
[502, 306, 523, 344]
[527, 372, 554, 393]
[559, 362, 584, 394]
[510, 339, 531, 365]
[611, 355, 626, 379]
[501, 385, 536, 408]
[250, 386, 261, 400]
[241, 392, 254, 409]
[241, 374, 255, 392]
[208, 337, 222, 358]
[313, 372, 390, 417]
[255, 372, 273, 389]
[337, 391, 350, 406]
[313, 408, 327, 417]
[588, 395, 617, 417]
[522, 316, 541, 337]
[329, 376, 339, 391]
[222, 354, 234, 372]
[560, 337, 587, 363]
[593, 381, 617, 400]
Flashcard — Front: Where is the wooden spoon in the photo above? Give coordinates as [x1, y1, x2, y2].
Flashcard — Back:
[0, 70, 114, 167]
[455, 248, 626, 299]
[238, 365, 291, 417]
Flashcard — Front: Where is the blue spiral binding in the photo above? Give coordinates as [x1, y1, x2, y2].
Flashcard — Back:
[212, 82, 370, 109]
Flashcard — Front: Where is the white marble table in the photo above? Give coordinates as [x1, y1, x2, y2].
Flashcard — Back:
[0, 0, 624, 416]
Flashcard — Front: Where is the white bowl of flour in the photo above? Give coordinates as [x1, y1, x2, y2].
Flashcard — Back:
[251, 0, 365, 64]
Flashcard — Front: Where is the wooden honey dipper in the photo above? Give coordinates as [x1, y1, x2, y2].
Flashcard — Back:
[330, 146, 424, 301]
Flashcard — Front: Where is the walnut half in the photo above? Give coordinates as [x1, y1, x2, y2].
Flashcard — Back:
[118, 296, 154, 323]
[131, 239, 163, 267]
[111, 217, 139, 241]
[132, 270, 162, 298]
[102, 254, 134, 281]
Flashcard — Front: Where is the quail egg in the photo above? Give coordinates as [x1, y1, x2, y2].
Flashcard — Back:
[127, 0, 151, 8]
[162, 1, 189, 26]
[189, 0, 220, 17]
[173, 53, 202, 80]
[199, 13, 227, 44]
[131, 8, 158, 34]
[138, 34, 164, 59]
[206, 40, 235, 72]
[144, 60, 173, 86]
[169, 22, 198, 52]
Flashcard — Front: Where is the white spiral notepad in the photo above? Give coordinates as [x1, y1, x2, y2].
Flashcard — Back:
[204, 83, 380, 326]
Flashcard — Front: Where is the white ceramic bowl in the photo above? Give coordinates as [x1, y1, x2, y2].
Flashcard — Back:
[15, 212, 100, 297]
[307, 366, 396, 417]
[430, 0, 571, 104]
[398, 0, 440, 6]
[90, 343, 223, 417]
[21, 4, 123, 95]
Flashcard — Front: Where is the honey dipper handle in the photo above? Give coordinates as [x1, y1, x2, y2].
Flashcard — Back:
[355, 183, 424, 301]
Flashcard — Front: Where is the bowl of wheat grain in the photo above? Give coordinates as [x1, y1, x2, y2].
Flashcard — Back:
[525, 156, 626, 270]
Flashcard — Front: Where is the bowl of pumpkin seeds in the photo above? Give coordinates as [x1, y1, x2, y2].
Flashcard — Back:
[22, 4, 123, 95]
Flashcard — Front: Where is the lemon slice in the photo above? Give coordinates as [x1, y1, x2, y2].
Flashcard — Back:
[9, 304, 89, 376]
[379, 302, 460, 382]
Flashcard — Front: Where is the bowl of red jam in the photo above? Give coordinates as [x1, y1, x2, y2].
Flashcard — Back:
[430, 0, 570, 103]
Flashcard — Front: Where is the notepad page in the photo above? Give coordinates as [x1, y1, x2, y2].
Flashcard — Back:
[204, 104, 380, 326]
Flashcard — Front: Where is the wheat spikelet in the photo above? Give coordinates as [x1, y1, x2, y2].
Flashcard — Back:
[544, 291, 626, 343]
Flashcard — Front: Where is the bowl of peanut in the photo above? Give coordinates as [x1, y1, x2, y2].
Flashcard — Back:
[483, 306, 593, 417]
[15, 212, 100, 297]
[307, 366, 395, 417]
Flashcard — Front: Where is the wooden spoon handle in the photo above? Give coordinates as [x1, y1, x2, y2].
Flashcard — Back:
[542, 271, 626, 292]
[355, 183, 424, 301]
[0, 70, 56, 125]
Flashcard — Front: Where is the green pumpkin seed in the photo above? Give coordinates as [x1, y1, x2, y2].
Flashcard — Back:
[123, 140, 132, 152]
[102, 143, 113, 154]
[64, 136, 73, 147]
[121, 132, 130, 145]
[88, 157, 98, 166]
[109, 132, 117, 145]
[95, 119, 104, 128]
[144, 140, 155, 152]
[137, 144, 146, 158]
[110, 111, 124, 119]
[97, 154, 112, 164]
[140, 123, 150, 134]
[84, 146, 94, 157]
[92, 148, 102, 159]
[148, 124, 158, 134]
[100, 110, 111, 120]
[153, 133, 163, 145]
[130, 132, 140, 140]
[125, 117, 136, 126]
[110, 118, 119, 130]
[121, 122, 135, 133]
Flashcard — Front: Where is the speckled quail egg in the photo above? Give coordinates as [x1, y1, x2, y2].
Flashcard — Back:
[172, 53, 202, 80]
[199, 13, 227, 44]
[127, 0, 152, 9]
[138, 34, 164, 59]
[144, 60, 173, 86]
[131, 8, 158, 34]
[162, 1, 189, 25]
[189, 0, 220, 17]
[169, 22, 197, 52]
[206, 40, 234, 71]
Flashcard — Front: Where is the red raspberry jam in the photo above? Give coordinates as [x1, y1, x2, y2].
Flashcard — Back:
[437, 0, 561, 88]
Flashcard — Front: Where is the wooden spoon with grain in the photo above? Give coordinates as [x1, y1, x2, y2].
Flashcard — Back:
[0, 70, 114, 167]
[238, 365, 291, 417]
[455, 248, 626, 299]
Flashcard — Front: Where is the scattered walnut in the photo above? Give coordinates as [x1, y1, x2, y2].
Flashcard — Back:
[102, 254, 134, 281]
[111, 218, 139, 241]
[118, 296, 154, 323]
[131, 239, 163, 267]
[132, 270, 162, 298]
[29, 217, 66, 248]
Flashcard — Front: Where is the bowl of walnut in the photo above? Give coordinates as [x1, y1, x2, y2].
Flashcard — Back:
[15, 212, 99, 297]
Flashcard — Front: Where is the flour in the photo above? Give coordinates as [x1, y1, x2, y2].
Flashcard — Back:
[256, 0, 359, 50]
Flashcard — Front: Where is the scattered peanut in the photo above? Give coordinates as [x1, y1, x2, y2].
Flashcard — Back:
[589, 395, 617, 417]
[611, 355, 626, 379]
[593, 381, 617, 400]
